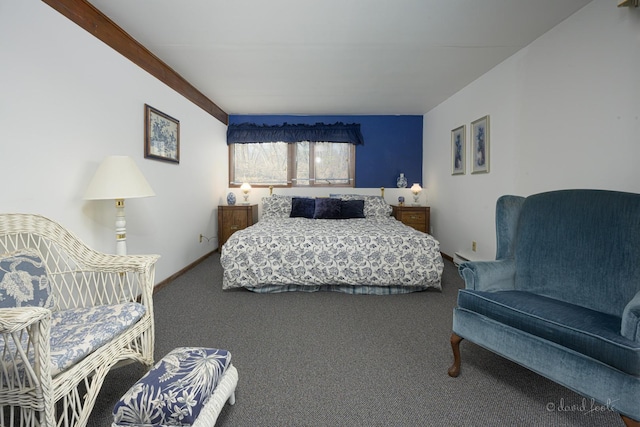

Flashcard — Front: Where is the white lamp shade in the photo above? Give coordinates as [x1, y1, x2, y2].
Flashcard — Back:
[84, 156, 155, 200]
[410, 183, 422, 194]
[240, 182, 251, 192]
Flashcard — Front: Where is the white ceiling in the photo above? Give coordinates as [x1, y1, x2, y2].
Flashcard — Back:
[87, 0, 592, 116]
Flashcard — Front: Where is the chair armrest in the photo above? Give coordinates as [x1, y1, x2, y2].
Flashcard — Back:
[622, 291, 640, 341]
[458, 259, 516, 292]
[85, 253, 159, 307]
[77, 253, 160, 275]
[0, 307, 51, 333]
[0, 307, 53, 387]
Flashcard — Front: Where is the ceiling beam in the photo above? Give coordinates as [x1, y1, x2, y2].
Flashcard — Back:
[41, 0, 228, 125]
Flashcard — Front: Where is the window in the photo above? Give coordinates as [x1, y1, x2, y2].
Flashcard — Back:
[227, 121, 362, 187]
[230, 141, 354, 187]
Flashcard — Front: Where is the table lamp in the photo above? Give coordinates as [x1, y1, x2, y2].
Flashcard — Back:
[84, 156, 155, 255]
[240, 182, 251, 204]
[411, 183, 422, 205]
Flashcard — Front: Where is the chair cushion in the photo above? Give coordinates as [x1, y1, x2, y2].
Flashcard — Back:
[49, 303, 146, 375]
[457, 289, 640, 375]
[0, 249, 55, 309]
[513, 190, 640, 317]
[112, 347, 232, 426]
[0, 302, 146, 377]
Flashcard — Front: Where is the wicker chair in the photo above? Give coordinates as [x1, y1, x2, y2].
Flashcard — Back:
[0, 213, 159, 427]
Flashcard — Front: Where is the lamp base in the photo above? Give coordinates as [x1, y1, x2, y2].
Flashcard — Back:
[115, 199, 127, 255]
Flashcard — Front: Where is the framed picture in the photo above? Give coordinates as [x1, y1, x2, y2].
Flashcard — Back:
[144, 104, 180, 163]
[471, 115, 490, 174]
[451, 125, 466, 175]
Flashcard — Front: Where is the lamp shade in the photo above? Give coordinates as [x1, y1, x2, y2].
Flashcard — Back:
[410, 183, 422, 194]
[84, 156, 155, 200]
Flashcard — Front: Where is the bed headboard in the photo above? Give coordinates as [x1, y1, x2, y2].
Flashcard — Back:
[268, 185, 385, 198]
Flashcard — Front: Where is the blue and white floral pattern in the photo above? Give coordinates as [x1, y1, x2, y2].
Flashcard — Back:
[113, 347, 231, 426]
[0, 249, 54, 309]
[49, 303, 146, 375]
[0, 303, 146, 377]
[261, 195, 295, 220]
[221, 217, 443, 293]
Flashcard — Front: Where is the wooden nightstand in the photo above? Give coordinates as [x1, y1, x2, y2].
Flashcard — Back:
[218, 204, 258, 247]
[391, 205, 430, 233]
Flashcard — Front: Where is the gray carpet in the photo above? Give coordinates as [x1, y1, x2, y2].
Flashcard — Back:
[89, 253, 623, 426]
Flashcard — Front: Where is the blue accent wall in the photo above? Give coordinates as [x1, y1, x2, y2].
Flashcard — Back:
[228, 115, 423, 188]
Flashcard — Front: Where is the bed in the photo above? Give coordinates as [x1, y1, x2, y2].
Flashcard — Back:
[220, 194, 444, 294]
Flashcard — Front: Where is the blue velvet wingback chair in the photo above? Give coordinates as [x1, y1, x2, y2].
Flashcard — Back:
[448, 189, 640, 426]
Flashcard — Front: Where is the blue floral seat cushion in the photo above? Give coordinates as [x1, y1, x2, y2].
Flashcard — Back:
[49, 303, 146, 375]
[0, 302, 146, 377]
[113, 347, 232, 426]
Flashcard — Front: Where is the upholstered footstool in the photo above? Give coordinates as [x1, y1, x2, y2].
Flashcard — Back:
[113, 347, 238, 426]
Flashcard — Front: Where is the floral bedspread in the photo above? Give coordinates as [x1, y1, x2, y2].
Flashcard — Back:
[220, 217, 444, 294]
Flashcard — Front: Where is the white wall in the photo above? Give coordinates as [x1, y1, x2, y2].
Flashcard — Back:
[424, 0, 640, 261]
[1, 0, 228, 283]
[5, 0, 636, 278]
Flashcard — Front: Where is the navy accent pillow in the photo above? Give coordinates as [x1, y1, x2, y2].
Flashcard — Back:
[290, 197, 316, 218]
[340, 199, 365, 219]
[313, 198, 342, 219]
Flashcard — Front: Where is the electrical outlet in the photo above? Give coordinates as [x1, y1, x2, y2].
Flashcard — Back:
[472, 241, 477, 252]
[199, 234, 203, 243]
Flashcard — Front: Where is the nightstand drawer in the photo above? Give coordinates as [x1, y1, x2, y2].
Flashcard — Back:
[399, 212, 426, 224]
[218, 204, 259, 247]
[403, 220, 427, 232]
[391, 205, 430, 234]
[222, 210, 249, 229]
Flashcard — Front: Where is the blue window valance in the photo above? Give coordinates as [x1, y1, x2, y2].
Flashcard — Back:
[227, 122, 364, 145]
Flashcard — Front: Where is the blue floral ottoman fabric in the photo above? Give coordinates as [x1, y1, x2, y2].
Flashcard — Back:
[113, 347, 232, 426]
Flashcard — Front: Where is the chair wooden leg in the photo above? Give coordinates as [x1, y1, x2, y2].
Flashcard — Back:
[448, 333, 463, 377]
[621, 415, 640, 427]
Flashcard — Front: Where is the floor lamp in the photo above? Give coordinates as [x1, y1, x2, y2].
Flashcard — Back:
[84, 156, 155, 255]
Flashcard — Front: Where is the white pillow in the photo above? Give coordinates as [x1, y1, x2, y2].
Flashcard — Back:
[261, 195, 293, 219]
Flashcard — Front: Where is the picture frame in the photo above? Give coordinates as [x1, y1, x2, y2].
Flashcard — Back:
[451, 125, 466, 175]
[471, 115, 490, 174]
[144, 104, 180, 163]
